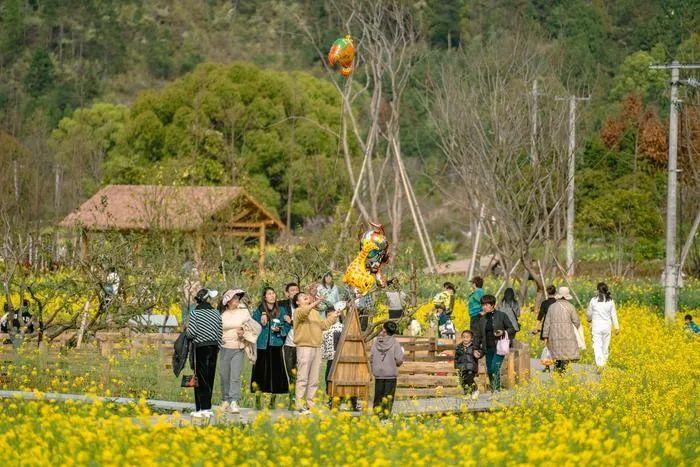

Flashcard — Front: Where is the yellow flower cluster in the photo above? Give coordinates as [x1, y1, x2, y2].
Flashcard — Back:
[0, 304, 697, 465]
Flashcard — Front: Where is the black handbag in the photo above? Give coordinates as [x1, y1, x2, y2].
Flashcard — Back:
[180, 346, 198, 388]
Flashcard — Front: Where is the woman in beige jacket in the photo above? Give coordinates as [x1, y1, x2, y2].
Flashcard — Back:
[542, 287, 581, 374]
[218, 289, 250, 413]
[292, 292, 339, 413]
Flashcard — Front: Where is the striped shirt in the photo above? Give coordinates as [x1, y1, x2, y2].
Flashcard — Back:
[186, 303, 223, 347]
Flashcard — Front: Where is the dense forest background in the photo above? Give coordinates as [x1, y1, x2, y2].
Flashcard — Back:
[1, 0, 700, 277]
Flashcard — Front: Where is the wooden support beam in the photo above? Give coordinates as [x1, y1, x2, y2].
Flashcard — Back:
[194, 232, 203, 266]
[231, 222, 267, 229]
[230, 209, 252, 223]
[80, 230, 89, 260]
[220, 230, 260, 238]
[258, 223, 266, 270]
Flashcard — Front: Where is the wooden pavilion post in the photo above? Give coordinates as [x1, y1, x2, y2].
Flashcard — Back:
[194, 232, 203, 267]
[258, 223, 266, 270]
[80, 230, 89, 260]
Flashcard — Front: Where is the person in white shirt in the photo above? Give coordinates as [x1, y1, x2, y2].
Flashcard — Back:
[385, 278, 407, 320]
[586, 282, 620, 368]
[218, 288, 250, 413]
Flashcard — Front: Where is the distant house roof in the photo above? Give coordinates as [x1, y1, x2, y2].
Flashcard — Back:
[128, 314, 180, 328]
[425, 255, 501, 276]
[59, 185, 285, 232]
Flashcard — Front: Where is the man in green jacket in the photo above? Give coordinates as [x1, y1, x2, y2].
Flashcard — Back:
[468, 276, 485, 332]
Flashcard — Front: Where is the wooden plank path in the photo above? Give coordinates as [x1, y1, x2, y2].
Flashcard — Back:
[0, 388, 493, 420]
[0, 358, 599, 428]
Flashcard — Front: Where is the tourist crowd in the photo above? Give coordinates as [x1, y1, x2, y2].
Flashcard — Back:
[178, 272, 625, 419]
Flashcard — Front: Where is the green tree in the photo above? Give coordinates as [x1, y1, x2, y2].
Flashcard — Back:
[49, 102, 130, 208]
[677, 33, 700, 62]
[610, 46, 668, 102]
[0, 0, 24, 65]
[579, 177, 663, 275]
[102, 62, 345, 225]
[424, 0, 466, 48]
[25, 49, 55, 97]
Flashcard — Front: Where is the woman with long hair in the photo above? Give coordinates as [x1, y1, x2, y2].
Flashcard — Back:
[317, 272, 340, 316]
[251, 287, 290, 409]
[498, 287, 520, 335]
[586, 282, 620, 368]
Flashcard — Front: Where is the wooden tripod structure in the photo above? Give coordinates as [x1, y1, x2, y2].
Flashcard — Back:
[326, 301, 372, 404]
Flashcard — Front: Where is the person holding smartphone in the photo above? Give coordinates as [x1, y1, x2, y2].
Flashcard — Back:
[251, 287, 290, 409]
[292, 292, 339, 414]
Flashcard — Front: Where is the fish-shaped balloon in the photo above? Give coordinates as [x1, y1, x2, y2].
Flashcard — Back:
[328, 35, 355, 77]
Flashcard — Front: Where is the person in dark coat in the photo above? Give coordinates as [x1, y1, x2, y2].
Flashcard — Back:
[172, 331, 192, 378]
[454, 329, 481, 398]
[534, 285, 557, 372]
[473, 294, 515, 391]
[185, 288, 222, 418]
[279, 282, 300, 411]
[251, 287, 290, 409]
[536, 285, 557, 341]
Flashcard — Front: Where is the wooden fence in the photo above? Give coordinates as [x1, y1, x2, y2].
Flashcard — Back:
[0, 332, 179, 369]
[1, 332, 531, 400]
[390, 336, 531, 397]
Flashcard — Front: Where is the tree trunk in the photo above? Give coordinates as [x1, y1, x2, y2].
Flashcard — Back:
[391, 164, 402, 254]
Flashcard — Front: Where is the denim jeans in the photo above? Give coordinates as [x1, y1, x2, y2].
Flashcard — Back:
[485, 347, 505, 391]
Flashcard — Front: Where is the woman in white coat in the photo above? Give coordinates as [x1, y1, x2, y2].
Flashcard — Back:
[586, 282, 620, 368]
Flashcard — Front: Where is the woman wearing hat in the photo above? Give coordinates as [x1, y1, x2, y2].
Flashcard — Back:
[186, 288, 223, 417]
[542, 287, 581, 373]
[218, 289, 250, 414]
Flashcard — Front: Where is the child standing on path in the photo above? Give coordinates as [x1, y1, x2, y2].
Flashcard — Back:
[370, 321, 404, 418]
[454, 330, 481, 399]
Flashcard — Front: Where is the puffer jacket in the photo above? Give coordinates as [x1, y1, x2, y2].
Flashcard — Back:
[454, 342, 480, 372]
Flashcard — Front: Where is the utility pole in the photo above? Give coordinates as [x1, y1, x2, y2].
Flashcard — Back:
[54, 163, 61, 216]
[13, 159, 20, 202]
[650, 61, 700, 321]
[556, 94, 589, 278]
[530, 79, 539, 165]
[467, 203, 485, 280]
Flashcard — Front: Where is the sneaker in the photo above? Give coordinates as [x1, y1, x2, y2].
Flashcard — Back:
[200, 410, 213, 418]
[471, 390, 479, 400]
[228, 401, 240, 414]
[191, 410, 204, 418]
[298, 408, 311, 415]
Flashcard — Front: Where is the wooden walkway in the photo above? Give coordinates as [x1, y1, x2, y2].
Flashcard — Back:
[0, 359, 599, 426]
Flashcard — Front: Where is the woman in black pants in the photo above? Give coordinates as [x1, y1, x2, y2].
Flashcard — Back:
[186, 288, 223, 418]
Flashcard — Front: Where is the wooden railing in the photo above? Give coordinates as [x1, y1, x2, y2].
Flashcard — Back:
[381, 337, 530, 398]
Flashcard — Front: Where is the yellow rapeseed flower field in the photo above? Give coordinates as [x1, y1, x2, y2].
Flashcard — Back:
[0, 304, 698, 465]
